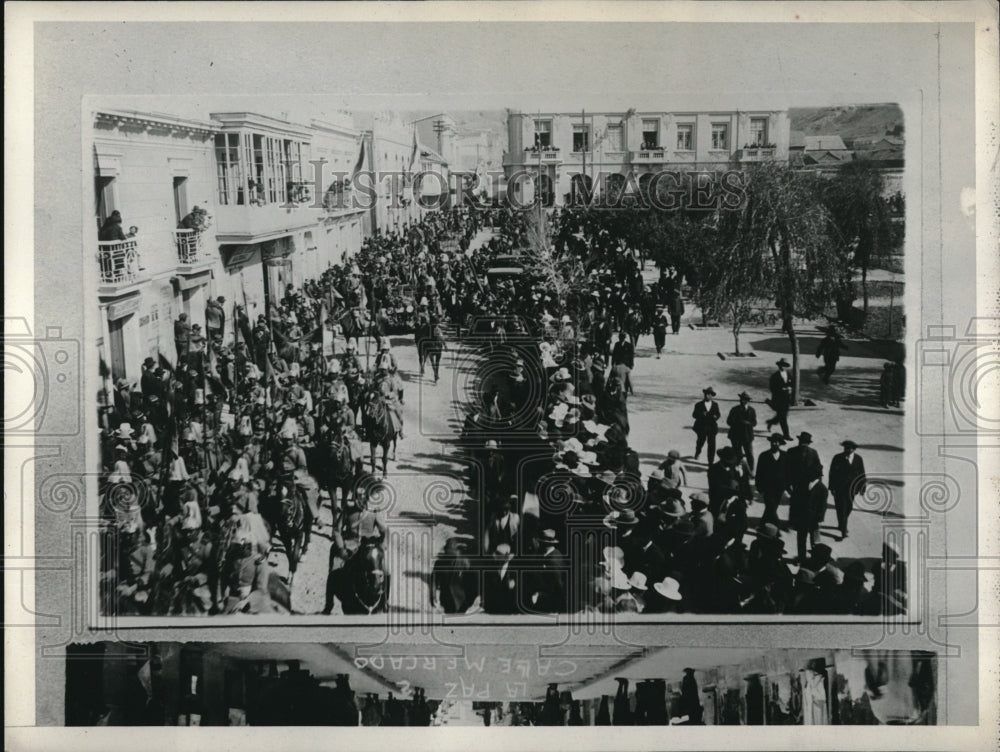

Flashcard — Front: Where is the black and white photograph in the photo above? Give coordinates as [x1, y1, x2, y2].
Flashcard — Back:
[6, 3, 998, 749]
[89, 98, 909, 619]
[64, 642, 938, 727]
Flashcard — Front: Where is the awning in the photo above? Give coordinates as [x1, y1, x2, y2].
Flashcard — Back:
[486, 266, 524, 276]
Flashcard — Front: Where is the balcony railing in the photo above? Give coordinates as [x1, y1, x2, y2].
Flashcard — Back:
[97, 240, 143, 286]
[173, 229, 209, 265]
[741, 146, 777, 161]
[631, 149, 666, 162]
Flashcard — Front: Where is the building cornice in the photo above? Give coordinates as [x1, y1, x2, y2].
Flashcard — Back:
[94, 109, 219, 137]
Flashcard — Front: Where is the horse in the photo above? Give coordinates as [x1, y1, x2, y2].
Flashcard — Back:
[328, 539, 390, 615]
[261, 474, 311, 587]
[321, 432, 361, 528]
[415, 320, 445, 382]
[362, 390, 399, 476]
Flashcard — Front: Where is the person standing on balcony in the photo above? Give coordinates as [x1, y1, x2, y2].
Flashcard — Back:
[205, 296, 226, 346]
[98, 210, 133, 242]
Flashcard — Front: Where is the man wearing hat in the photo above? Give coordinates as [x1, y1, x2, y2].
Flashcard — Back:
[482, 494, 520, 556]
[140, 357, 162, 405]
[688, 493, 714, 543]
[815, 326, 847, 384]
[786, 432, 823, 499]
[174, 312, 192, 363]
[765, 358, 793, 440]
[205, 295, 226, 345]
[755, 434, 789, 528]
[691, 387, 721, 464]
[745, 523, 792, 613]
[828, 440, 867, 540]
[726, 391, 758, 471]
[788, 462, 829, 562]
[610, 331, 635, 396]
[529, 529, 568, 614]
[374, 342, 398, 375]
[652, 304, 669, 357]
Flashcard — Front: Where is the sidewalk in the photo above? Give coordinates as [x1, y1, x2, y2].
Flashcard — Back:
[625, 310, 904, 570]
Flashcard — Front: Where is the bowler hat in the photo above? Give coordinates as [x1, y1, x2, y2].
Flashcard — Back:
[777, 358, 790, 367]
[797, 432, 813, 443]
[702, 387, 716, 396]
[768, 433, 787, 444]
[810, 543, 834, 567]
[536, 528, 560, 546]
[841, 440, 858, 450]
[738, 391, 752, 401]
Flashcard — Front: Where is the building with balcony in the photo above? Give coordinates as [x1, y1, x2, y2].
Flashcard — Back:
[91, 107, 375, 384]
[367, 112, 439, 233]
[92, 109, 221, 381]
[504, 109, 790, 206]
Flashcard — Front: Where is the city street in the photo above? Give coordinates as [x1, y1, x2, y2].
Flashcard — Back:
[276, 248, 905, 614]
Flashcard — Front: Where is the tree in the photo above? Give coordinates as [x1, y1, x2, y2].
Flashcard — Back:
[822, 159, 894, 317]
[695, 226, 772, 355]
[523, 204, 589, 316]
[716, 163, 849, 403]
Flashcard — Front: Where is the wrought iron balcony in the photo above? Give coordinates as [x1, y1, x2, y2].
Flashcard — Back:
[173, 229, 208, 265]
[97, 239, 145, 287]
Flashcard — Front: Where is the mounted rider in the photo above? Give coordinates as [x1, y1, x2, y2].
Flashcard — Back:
[373, 365, 405, 440]
[329, 474, 388, 563]
[272, 422, 321, 524]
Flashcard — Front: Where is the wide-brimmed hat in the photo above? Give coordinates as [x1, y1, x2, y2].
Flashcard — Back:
[797, 432, 813, 444]
[738, 391, 752, 401]
[768, 433, 787, 444]
[485, 439, 499, 450]
[603, 508, 640, 528]
[653, 576, 682, 601]
[841, 440, 858, 450]
[142, 357, 156, 369]
[593, 469, 618, 486]
[628, 571, 648, 591]
[536, 528, 560, 546]
[116, 422, 134, 438]
[561, 314, 572, 323]
[702, 387, 716, 397]
[776, 358, 790, 367]
[755, 523, 784, 548]
[649, 468, 665, 482]
[582, 419, 609, 438]
[550, 367, 572, 383]
[690, 492, 709, 511]
[601, 546, 625, 568]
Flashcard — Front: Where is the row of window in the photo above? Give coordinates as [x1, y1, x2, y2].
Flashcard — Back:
[214, 132, 308, 207]
[532, 117, 769, 152]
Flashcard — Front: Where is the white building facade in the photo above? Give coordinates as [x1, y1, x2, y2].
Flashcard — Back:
[504, 109, 791, 206]
[91, 108, 373, 383]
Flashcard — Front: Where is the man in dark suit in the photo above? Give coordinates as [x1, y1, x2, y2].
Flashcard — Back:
[482, 543, 519, 615]
[529, 529, 567, 614]
[785, 432, 823, 497]
[765, 358, 793, 440]
[828, 439, 867, 539]
[755, 434, 788, 527]
[611, 331, 635, 396]
[788, 470, 828, 562]
[726, 391, 758, 470]
[691, 387, 721, 464]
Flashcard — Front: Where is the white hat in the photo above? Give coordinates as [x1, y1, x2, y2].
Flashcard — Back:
[561, 314, 572, 323]
[609, 567, 631, 590]
[602, 546, 625, 568]
[653, 577, 682, 601]
[116, 422, 134, 438]
[550, 367, 571, 383]
[628, 571, 648, 591]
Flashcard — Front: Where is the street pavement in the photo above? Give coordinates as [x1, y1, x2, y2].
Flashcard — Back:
[274, 237, 905, 614]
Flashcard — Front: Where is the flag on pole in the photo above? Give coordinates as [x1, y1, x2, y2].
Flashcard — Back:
[349, 138, 367, 185]
[408, 127, 421, 177]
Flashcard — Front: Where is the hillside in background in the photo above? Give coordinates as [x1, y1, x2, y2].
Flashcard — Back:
[789, 104, 904, 147]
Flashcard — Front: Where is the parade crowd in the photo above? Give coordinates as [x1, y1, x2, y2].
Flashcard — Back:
[98, 199, 906, 617]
